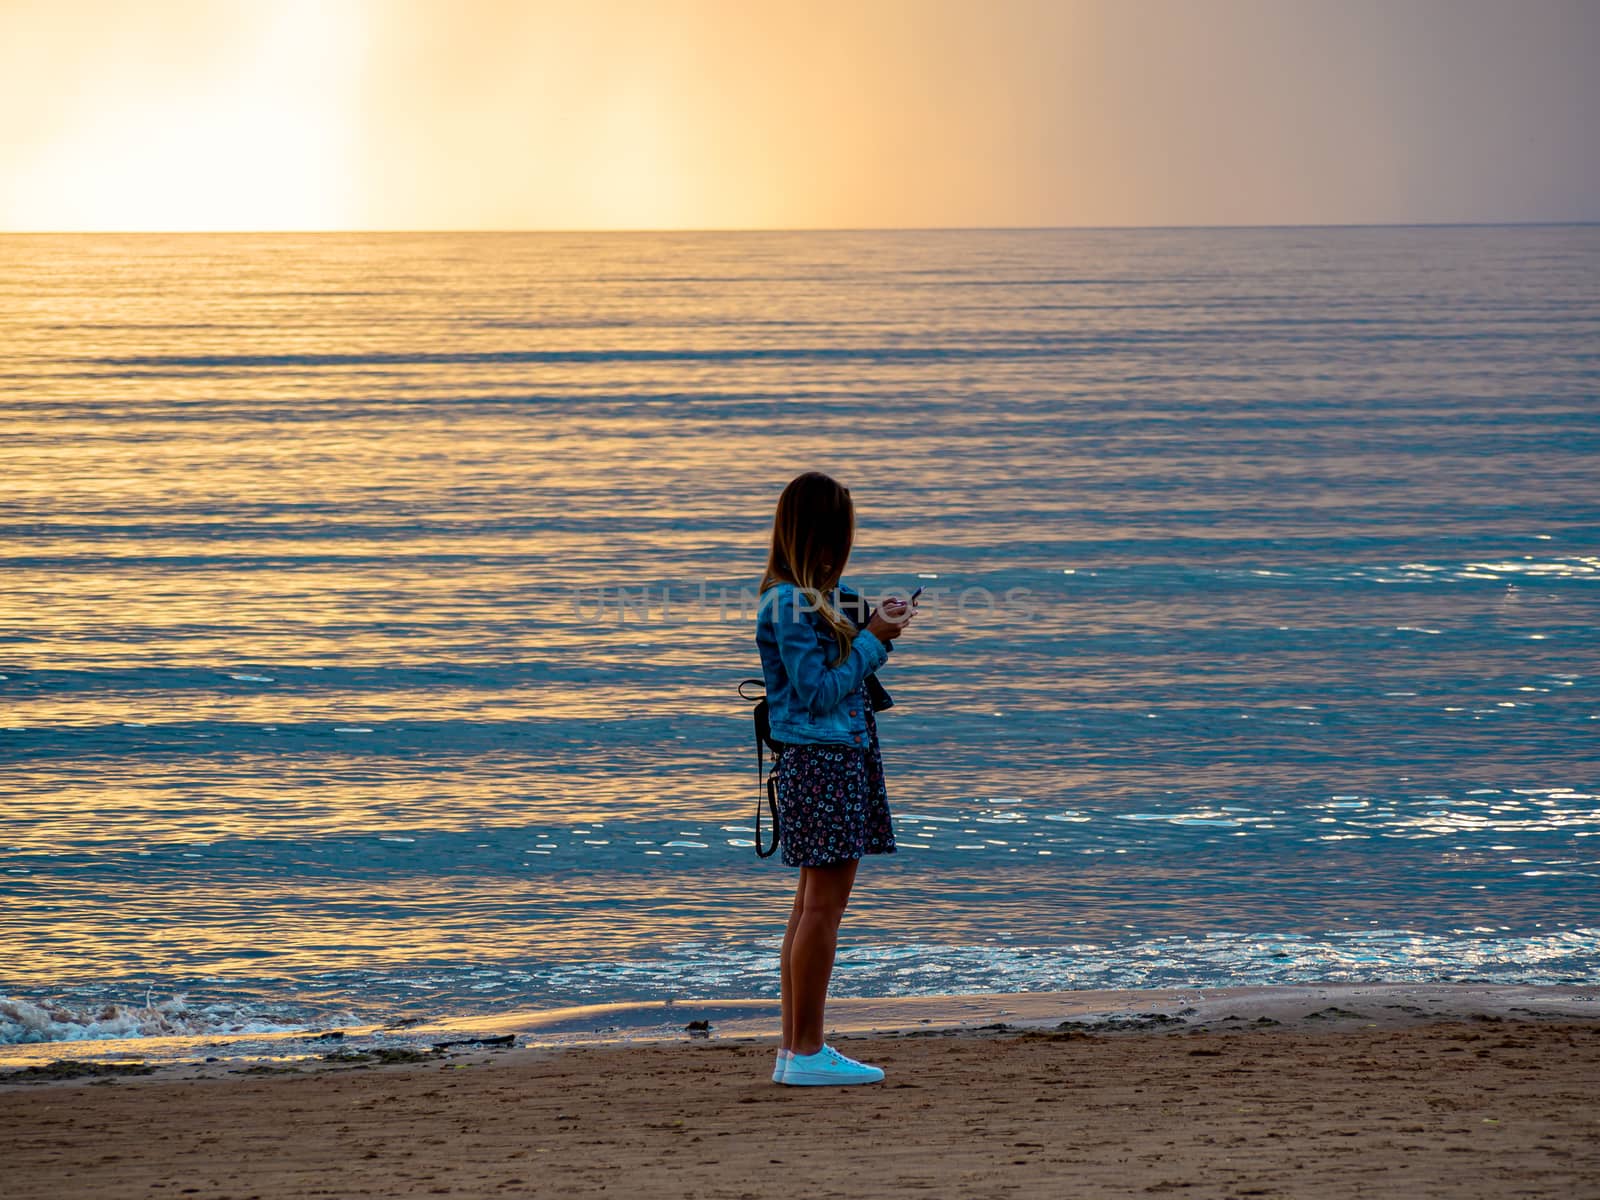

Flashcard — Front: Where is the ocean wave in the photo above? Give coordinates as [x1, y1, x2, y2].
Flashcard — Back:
[66, 344, 1071, 372]
[534, 928, 1600, 1002]
[0, 993, 318, 1045]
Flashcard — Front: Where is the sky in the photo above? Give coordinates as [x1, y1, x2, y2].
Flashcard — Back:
[0, 0, 1595, 231]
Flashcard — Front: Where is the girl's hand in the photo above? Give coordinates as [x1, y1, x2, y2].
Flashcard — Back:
[867, 597, 915, 644]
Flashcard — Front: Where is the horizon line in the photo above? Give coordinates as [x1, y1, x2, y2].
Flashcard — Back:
[2, 219, 1597, 236]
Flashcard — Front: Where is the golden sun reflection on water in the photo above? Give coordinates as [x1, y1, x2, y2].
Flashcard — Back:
[2, 229, 1597, 1037]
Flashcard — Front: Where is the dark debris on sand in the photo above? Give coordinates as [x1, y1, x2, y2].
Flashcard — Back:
[1, 1060, 158, 1083]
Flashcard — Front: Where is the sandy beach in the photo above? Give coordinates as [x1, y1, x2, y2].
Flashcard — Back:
[4, 985, 1597, 1199]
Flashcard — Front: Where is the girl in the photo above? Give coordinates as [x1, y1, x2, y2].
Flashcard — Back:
[754, 471, 916, 1086]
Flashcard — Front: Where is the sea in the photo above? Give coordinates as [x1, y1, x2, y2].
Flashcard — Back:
[2, 226, 1597, 1061]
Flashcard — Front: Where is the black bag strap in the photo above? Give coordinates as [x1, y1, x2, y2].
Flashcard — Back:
[756, 722, 780, 859]
[739, 678, 782, 859]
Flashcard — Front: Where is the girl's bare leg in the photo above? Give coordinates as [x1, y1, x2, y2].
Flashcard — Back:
[788, 859, 860, 1057]
[778, 875, 805, 1050]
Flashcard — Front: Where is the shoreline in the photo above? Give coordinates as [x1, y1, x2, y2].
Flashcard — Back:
[2, 984, 1596, 1199]
[3, 981, 1595, 1081]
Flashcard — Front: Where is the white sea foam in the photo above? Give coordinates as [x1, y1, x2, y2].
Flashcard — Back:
[530, 926, 1600, 1006]
[0, 993, 314, 1045]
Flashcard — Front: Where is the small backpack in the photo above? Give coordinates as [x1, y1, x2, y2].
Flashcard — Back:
[737, 678, 786, 858]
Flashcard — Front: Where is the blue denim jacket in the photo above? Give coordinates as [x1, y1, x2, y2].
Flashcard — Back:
[756, 580, 890, 748]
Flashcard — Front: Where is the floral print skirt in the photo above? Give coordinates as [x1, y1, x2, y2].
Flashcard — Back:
[772, 694, 896, 868]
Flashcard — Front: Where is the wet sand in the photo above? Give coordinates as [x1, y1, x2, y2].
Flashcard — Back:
[4, 990, 1598, 1199]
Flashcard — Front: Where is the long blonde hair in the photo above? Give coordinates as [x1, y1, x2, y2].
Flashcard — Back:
[758, 471, 858, 666]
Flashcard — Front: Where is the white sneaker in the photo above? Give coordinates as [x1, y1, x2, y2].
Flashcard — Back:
[780, 1043, 884, 1086]
[772, 1048, 791, 1083]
